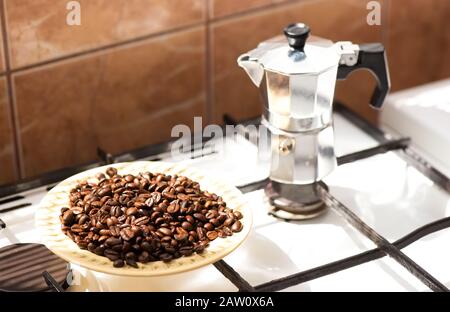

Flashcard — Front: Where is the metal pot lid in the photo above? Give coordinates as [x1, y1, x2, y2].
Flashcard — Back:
[247, 23, 341, 75]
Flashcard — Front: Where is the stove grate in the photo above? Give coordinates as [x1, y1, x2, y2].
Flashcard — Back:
[42, 271, 65, 292]
[254, 216, 450, 291]
[319, 184, 448, 292]
[218, 136, 450, 292]
[4, 104, 450, 292]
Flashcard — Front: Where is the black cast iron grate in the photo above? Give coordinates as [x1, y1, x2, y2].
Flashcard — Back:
[2, 104, 449, 292]
[213, 104, 450, 292]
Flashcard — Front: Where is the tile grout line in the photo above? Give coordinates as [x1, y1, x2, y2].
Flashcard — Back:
[205, 0, 213, 124]
[210, 0, 308, 24]
[10, 20, 206, 75]
[382, 0, 390, 51]
[0, 0, 24, 180]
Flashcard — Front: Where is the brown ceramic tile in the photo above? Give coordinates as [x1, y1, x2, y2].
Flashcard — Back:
[5, 0, 206, 68]
[210, 0, 287, 18]
[211, 0, 384, 125]
[388, 0, 450, 92]
[436, 0, 450, 80]
[0, 78, 18, 184]
[0, 16, 5, 73]
[13, 28, 206, 178]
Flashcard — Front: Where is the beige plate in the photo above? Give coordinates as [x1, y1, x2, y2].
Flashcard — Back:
[36, 161, 252, 277]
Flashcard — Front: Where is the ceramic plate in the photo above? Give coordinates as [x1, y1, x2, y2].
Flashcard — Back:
[36, 161, 252, 277]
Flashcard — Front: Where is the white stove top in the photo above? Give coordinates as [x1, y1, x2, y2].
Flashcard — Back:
[1, 112, 449, 292]
[381, 78, 450, 178]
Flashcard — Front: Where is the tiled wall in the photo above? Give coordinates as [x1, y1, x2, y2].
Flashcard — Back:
[0, 0, 449, 185]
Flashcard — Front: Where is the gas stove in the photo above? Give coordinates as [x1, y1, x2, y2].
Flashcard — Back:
[1, 104, 449, 292]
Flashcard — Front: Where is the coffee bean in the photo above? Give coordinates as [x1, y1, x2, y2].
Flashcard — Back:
[70, 224, 84, 233]
[141, 241, 153, 252]
[98, 235, 109, 244]
[150, 211, 161, 221]
[120, 228, 135, 241]
[197, 227, 206, 241]
[210, 218, 221, 226]
[223, 218, 235, 227]
[217, 214, 227, 223]
[78, 214, 89, 225]
[206, 231, 218, 241]
[217, 229, 227, 238]
[126, 207, 138, 216]
[186, 215, 195, 224]
[193, 241, 207, 253]
[175, 186, 185, 193]
[206, 210, 218, 219]
[174, 233, 188, 241]
[126, 258, 138, 268]
[167, 203, 180, 214]
[179, 246, 193, 256]
[96, 173, 106, 181]
[151, 192, 162, 204]
[99, 229, 111, 236]
[125, 252, 136, 260]
[122, 241, 131, 253]
[181, 221, 193, 231]
[98, 186, 112, 197]
[157, 227, 172, 237]
[138, 251, 151, 263]
[222, 226, 233, 236]
[62, 210, 75, 226]
[204, 223, 214, 231]
[134, 216, 150, 226]
[233, 211, 243, 220]
[131, 225, 142, 237]
[77, 242, 88, 249]
[87, 243, 96, 252]
[106, 167, 117, 177]
[144, 198, 154, 208]
[193, 213, 207, 222]
[177, 194, 189, 201]
[124, 175, 134, 183]
[159, 253, 173, 262]
[105, 237, 121, 247]
[106, 218, 115, 227]
[109, 226, 120, 237]
[112, 244, 122, 252]
[113, 259, 125, 268]
[104, 249, 119, 261]
[231, 220, 243, 233]
[93, 245, 105, 256]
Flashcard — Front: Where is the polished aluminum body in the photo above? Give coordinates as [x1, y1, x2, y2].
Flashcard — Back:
[239, 35, 360, 184]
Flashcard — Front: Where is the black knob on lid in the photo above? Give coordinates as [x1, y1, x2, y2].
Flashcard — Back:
[284, 23, 310, 51]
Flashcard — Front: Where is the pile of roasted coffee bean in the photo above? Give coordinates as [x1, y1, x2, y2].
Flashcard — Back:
[59, 167, 243, 268]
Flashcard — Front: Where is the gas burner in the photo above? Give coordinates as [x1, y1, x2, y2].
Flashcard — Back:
[265, 182, 328, 221]
[0, 243, 70, 292]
